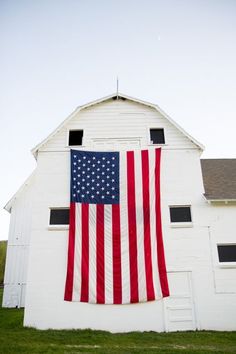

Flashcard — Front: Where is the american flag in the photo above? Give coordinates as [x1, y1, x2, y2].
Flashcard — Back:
[64, 148, 169, 304]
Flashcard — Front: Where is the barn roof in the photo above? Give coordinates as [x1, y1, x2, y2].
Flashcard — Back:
[31, 92, 204, 158]
[201, 159, 236, 201]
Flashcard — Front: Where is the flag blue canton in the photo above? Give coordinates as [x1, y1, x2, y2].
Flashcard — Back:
[71, 150, 119, 204]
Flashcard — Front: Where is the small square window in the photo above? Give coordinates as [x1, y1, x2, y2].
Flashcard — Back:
[49, 208, 70, 225]
[150, 128, 165, 144]
[69, 130, 83, 146]
[169, 206, 192, 223]
[217, 245, 236, 263]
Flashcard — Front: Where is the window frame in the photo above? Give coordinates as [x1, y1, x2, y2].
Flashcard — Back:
[169, 205, 193, 228]
[148, 127, 166, 145]
[48, 207, 70, 230]
[217, 243, 236, 267]
[67, 129, 84, 147]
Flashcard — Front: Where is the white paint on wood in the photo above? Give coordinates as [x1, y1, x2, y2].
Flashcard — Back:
[31, 94, 204, 157]
[3, 174, 35, 308]
[165, 272, 196, 332]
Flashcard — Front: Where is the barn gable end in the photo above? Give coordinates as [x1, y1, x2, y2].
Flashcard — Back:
[32, 94, 203, 157]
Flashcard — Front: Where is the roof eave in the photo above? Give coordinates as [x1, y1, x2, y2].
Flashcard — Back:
[205, 197, 236, 204]
[31, 104, 83, 159]
[4, 171, 36, 213]
[31, 93, 120, 159]
[152, 103, 205, 151]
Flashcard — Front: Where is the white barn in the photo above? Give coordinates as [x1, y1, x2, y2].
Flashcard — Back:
[3, 93, 236, 332]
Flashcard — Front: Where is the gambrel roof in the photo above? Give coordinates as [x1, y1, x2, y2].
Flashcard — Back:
[31, 93, 204, 159]
[5, 93, 205, 213]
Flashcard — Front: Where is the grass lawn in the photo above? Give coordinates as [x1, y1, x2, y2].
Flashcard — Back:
[0, 289, 236, 353]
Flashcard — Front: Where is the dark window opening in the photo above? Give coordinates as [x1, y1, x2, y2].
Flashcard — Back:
[150, 128, 165, 144]
[170, 206, 192, 223]
[218, 245, 236, 262]
[50, 208, 70, 225]
[112, 96, 126, 101]
[69, 130, 83, 146]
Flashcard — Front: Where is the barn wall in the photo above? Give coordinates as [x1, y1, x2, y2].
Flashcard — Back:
[5, 98, 236, 331]
[208, 204, 236, 295]
[24, 147, 236, 331]
[24, 148, 206, 331]
[2, 175, 35, 308]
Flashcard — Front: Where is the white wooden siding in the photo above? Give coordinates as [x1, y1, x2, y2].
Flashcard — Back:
[209, 205, 236, 294]
[4, 245, 28, 284]
[3, 245, 28, 308]
[7, 174, 35, 246]
[164, 271, 196, 331]
[40, 99, 197, 152]
[3, 175, 35, 307]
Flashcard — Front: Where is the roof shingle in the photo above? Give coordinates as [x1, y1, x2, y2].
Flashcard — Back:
[201, 159, 236, 200]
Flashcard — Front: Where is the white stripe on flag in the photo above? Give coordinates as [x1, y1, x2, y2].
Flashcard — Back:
[149, 149, 162, 298]
[134, 150, 147, 302]
[72, 203, 82, 301]
[104, 205, 113, 304]
[88, 204, 97, 303]
[119, 151, 130, 304]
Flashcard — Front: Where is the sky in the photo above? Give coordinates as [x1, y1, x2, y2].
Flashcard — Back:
[0, 0, 236, 240]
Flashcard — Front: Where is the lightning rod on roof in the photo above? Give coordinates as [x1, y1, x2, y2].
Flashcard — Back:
[116, 76, 119, 99]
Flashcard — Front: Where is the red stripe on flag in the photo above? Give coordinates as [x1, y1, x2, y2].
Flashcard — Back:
[141, 150, 155, 301]
[112, 204, 122, 304]
[80, 203, 89, 302]
[127, 151, 139, 303]
[155, 149, 169, 297]
[96, 204, 105, 304]
[64, 202, 76, 301]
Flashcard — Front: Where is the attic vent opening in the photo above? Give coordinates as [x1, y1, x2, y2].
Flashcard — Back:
[69, 130, 83, 146]
[112, 96, 126, 101]
[150, 128, 165, 144]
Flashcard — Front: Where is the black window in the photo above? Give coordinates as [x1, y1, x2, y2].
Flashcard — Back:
[150, 128, 165, 144]
[49, 208, 70, 225]
[217, 245, 236, 262]
[169, 206, 192, 223]
[69, 130, 83, 146]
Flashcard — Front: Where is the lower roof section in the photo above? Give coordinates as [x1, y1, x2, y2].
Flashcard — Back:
[201, 159, 236, 200]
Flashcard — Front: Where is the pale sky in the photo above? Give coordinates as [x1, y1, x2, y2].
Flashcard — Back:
[0, 0, 236, 240]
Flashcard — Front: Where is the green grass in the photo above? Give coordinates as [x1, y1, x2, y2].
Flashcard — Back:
[0, 240, 7, 285]
[0, 289, 236, 353]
